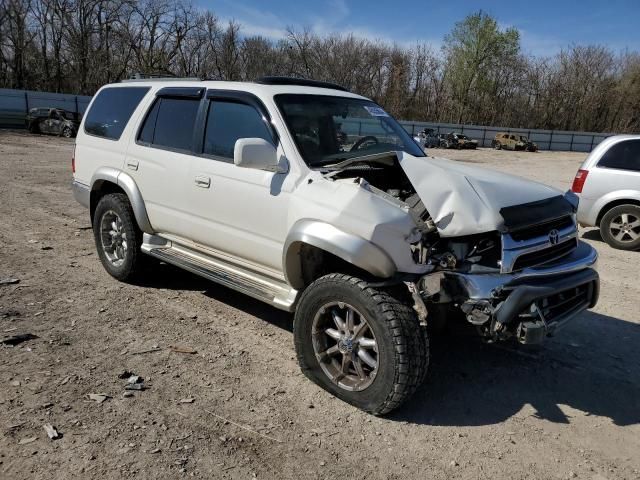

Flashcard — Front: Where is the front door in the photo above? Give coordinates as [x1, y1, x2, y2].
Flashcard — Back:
[185, 94, 294, 271]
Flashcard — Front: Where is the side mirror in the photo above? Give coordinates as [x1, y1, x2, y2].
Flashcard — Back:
[234, 138, 286, 173]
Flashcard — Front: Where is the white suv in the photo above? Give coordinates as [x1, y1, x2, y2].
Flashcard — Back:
[72, 77, 599, 415]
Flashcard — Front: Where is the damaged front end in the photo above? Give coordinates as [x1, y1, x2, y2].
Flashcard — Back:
[322, 151, 599, 345]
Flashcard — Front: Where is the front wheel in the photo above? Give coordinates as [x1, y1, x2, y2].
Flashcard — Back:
[93, 193, 144, 281]
[494, 141, 502, 150]
[294, 274, 429, 415]
[62, 126, 74, 138]
[600, 204, 640, 250]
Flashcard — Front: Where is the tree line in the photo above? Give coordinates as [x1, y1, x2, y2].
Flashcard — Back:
[1, 0, 639, 133]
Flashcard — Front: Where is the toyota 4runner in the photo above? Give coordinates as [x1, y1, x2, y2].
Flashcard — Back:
[72, 77, 599, 415]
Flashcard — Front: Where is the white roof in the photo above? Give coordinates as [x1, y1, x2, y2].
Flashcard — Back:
[105, 79, 370, 101]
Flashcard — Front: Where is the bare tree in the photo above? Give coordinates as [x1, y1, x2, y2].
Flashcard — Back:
[1, 2, 638, 133]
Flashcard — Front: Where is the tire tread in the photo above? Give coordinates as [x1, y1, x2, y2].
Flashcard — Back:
[294, 273, 429, 415]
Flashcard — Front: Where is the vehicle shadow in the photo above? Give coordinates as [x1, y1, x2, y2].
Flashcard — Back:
[392, 311, 640, 427]
[133, 261, 294, 332]
[132, 262, 640, 428]
[581, 228, 604, 243]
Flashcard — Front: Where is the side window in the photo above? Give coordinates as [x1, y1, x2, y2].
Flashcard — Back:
[598, 140, 640, 172]
[137, 97, 200, 152]
[203, 100, 273, 160]
[84, 87, 149, 140]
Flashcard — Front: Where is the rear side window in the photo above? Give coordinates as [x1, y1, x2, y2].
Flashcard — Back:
[138, 97, 200, 152]
[598, 140, 640, 172]
[203, 101, 273, 160]
[84, 87, 149, 140]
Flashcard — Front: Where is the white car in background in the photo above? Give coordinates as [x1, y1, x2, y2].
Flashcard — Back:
[572, 135, 640, 250]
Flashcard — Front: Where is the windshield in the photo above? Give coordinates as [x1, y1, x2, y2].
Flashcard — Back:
[275, 94, 424, 167]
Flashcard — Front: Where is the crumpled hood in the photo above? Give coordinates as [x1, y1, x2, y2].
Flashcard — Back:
[398, 152, 563, 236]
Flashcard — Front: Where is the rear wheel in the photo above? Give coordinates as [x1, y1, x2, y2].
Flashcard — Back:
[93, 193, 144, 281]
[600, 204, 640, 250]
[294, 274, 428, 415]
[62, 126, 73, 138]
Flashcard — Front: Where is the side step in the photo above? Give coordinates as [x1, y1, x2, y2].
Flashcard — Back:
[141, 234, 298, 312]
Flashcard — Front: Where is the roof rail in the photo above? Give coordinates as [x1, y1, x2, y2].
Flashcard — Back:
[121, 73, 200, 83]
[256, 76, 349, 92]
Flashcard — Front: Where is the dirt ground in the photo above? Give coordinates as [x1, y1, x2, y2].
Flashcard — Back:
[1, 131, 639, 480]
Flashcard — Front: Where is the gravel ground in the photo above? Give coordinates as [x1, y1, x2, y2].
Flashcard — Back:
[1, 131, 639, 480]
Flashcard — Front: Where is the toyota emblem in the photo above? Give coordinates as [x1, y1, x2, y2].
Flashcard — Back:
[548, 229, 560, 245]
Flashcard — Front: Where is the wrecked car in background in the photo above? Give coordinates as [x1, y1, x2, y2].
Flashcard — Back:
[413, 128, 441, 150]
[26, 107, 80, 138]
[493, 132, 538, 152]
[442, 132, 478, 149]
[72, 76, 599, 416]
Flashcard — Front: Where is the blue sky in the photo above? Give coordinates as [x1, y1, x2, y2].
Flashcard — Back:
[197, 0, 640, 56]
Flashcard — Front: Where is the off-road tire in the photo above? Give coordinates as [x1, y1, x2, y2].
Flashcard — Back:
[294, 273, 429, 415]
[600, 204, 640, 251]
[93, 193, 144, 281]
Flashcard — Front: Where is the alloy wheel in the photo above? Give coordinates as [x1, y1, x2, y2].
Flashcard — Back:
[312, 302, 379, 392]
[99, 210, 128, 266]
[609, 213, 640, 243]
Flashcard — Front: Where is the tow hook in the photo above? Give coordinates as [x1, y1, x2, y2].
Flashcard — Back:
[516, 320, 546, 344]
[516, 303, 549, 344]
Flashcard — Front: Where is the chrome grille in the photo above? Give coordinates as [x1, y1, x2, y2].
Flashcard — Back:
[509, 215, 574, 241]
[512, 238, 577, 271]
[501, 217, 578, 273]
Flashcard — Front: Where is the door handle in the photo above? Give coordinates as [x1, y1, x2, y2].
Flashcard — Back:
[194, 175, 211, 188]
[126, 159, 139, 171]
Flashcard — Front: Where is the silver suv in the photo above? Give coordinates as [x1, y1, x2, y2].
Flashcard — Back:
[72, 76, 599, 415]
[572, 135, 640, 250]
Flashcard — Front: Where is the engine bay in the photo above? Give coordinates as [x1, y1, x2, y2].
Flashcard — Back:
[324, 156, 502, 274]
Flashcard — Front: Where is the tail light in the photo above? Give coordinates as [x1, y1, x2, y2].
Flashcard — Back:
[571, 169, 589, 193]
[71, 145, 76, 174]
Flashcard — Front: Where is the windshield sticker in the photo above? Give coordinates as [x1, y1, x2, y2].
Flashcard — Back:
[364, 106, 389, 117]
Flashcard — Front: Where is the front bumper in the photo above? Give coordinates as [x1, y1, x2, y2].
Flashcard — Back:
[433, 241, 599, 344]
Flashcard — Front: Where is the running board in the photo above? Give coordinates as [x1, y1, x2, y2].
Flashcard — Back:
[141, 234, 298, 312]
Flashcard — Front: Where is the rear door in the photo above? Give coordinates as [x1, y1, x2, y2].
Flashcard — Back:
[588, 139, 640, 199]
[124, 87, 204, 236]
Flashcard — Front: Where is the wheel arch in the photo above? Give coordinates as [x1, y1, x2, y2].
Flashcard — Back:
[90, 167, 153, 233]
[283, 220, 397, 290]
[595, 197, 640, 226]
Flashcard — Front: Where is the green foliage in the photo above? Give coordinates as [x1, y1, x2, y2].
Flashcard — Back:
[444, 10, 521, 123]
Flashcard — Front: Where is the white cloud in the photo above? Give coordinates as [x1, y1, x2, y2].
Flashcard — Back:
[215, 0, 440, 49]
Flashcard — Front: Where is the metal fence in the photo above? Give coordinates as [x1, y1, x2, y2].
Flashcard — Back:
[0, 87, 612, 152]
[396, 120, 611, 153]
[0, 88, 92, 129]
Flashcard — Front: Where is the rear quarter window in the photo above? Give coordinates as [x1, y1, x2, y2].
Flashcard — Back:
[598, 140, 640, 172]
[84, 87, 149, 140]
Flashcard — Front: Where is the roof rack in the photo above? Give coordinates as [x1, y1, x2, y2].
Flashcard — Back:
[256, 76, 349, 92]
[121, 73, 200, 83]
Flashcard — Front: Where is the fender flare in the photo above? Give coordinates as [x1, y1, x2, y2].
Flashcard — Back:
[591, 190, 640, 226]
[90, 167, 153, 234]
[283, 220, 396, 289]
